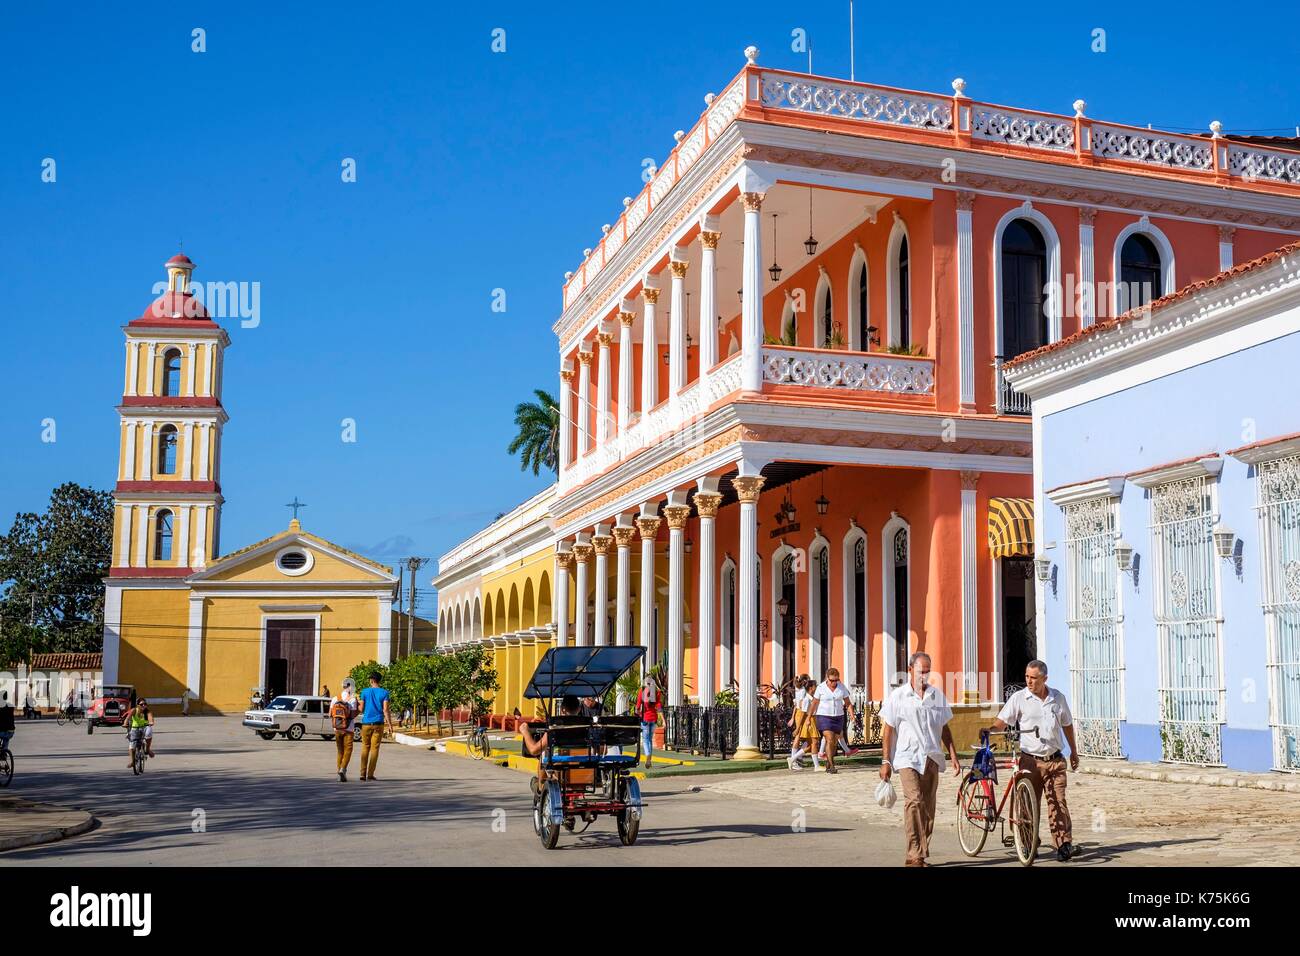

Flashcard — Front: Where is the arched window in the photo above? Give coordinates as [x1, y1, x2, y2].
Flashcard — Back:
[1119, 233, 1163, 312]
[896, 236, 910, 348]
[780, 296, 798, 346]
[157, 425, 178, 475]
[161, 348, 182, 397]
[856, 261, 870, 351]
[892, 527, 909, 682]
[721, 561, 736, 688]
[815, 546, 829, 674]
[816, 278, 834, 347]
[1000, 219, 1048, 360]
[853, 536, 866, 685]
[780, 552, 797, 683]
[154, 509, 174, 561]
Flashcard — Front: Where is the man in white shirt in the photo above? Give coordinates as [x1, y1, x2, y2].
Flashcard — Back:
[880, 652, 961, 866]
[988, 659, 1080, 862]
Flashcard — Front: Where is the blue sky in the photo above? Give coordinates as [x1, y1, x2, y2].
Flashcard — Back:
[2, 1, 1297, 615]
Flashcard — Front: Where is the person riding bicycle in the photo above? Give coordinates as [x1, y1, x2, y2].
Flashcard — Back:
[0, 691, 15, 754]
[122, 698, 155, 766]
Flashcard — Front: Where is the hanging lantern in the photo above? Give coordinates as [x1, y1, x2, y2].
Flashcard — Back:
[804, 187, 818, 256]
[769, 213, 783, 282]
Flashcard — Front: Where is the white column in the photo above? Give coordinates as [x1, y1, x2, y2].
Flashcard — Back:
[555, 549, 573, 647]
[577, 350, 593, 455]
[1079, 207, 1097, 327]
[740, 193, 765, 393]
[960, 471, 980, 702]
[204, 342, 216, 396]
[613, 520, 634, 646]
[177, 504, 192, 567]
[957, 191, 976, 405]
[1219, 225, 1236, 273]
[734, 474, 766, 757]
[641, 277, 660, 411]
[139, 421, 154, 480]
[558, 362, 574, 470]
[573, 537, 592, 646]
[135, 507, 150, 566]
[125, 342, 138, 397]
[193, 504, 209, 568]
[617, 306, 635, 433]
[637, 507, 661, 661]
[664, 494, 691, 706]
[669, 252, 688, 399]
[695, 480, 722, 708]
[187, 596, 204, 702]
[123, 421, 137, 480]
[185, 343, 197, 397]
[592, 526, 612, 646]
[596, 326, 613, 445]
[143, 343, 156, 396]
[377, 594, 393, 665]
[118, 504, 134, 566]
[197, 422, 211, 481]
[698, 223, 720, 392]
[182, 422, 194, 479]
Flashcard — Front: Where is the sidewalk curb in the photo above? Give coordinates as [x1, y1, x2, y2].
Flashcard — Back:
[1080, 763, 1300, 793]
[0, 804, 96, 853]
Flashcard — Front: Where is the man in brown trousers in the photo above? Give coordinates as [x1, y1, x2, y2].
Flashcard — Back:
[989, 660, 1080, 861]
[880, 652, 962, 866]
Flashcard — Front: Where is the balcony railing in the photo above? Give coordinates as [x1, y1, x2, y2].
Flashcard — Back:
[762, 345, 935, 397]
[995, 355, 1031, 416]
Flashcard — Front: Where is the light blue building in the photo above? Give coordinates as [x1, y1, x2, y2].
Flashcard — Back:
[1004, 242, 1300, 773]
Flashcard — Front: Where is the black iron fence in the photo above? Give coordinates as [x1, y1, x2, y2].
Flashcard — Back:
[662, 705, 738, 758]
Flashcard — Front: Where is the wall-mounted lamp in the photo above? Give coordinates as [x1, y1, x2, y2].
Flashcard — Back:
[684, 536, 693, 554]
[776, 596, 791, 617]
[1213, 523, 1236, 560]
[1034, 554, 1052, 583]
[1115, 538, 1135, 573]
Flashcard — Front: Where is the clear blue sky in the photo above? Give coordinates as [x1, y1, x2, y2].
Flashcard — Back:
[2, 2, 1297, 616]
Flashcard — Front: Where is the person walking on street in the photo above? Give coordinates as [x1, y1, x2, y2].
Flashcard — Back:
[811, 667, 855, 773]
[987, 659, 1080, 862]
[634, 678, 662, 768]
[880, 652, 962, 866]
[330, 678, 360, 782]
[787, 678, 821, 771]
[358, 672, 394, 781]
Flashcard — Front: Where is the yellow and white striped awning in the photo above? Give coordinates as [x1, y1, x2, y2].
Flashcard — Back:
[988, 497, 1034, 559]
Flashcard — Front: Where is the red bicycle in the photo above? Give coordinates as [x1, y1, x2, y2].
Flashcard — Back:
[955, 726, 1040, 866]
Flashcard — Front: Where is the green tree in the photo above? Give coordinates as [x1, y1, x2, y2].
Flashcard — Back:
[0, 483, 113, 664]
[506, 389, 559, 476]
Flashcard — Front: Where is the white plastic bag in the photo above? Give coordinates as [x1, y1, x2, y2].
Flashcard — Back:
[874, 778, 897, 809]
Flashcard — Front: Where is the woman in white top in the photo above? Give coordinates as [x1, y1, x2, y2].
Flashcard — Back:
[811, 667, 855, 773]
[787, 678, 821, 771]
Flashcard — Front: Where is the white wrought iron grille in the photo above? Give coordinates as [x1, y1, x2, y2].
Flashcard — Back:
[1256, 455, 1300, 771]
[1151, 476, 1224, 765]
[1064, 497, 1124, 757]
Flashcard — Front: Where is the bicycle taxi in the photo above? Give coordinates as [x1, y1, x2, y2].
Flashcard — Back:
[522, 645, 646, 849]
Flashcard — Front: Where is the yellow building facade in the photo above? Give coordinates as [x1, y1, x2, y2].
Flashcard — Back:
[103, 255, 433, 713]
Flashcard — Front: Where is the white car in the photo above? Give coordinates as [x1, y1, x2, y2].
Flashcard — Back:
[243, 695, 361, 742]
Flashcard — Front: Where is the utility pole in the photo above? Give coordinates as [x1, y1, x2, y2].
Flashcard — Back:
[405, 557, 429, 658]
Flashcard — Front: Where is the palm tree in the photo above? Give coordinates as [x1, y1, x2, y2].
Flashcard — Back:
[507, 389, 559, 475]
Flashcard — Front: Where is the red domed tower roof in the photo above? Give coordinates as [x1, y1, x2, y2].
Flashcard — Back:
[128, 252, 220, 329]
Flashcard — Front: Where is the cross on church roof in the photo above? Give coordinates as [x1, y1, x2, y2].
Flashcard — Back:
[285, 497, 308, 521]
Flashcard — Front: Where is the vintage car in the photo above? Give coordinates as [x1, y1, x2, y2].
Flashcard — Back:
[243, 695, 362, 742]
[86, 684, 136, 735]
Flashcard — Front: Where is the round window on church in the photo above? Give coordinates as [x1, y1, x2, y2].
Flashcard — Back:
[275, 547, 314, 576]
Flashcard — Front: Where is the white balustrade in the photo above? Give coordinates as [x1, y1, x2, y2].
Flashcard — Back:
[1091, 124, 1212, 171]
[1228, 146, 1300, 184]
[761, 347, 934, 395]
[759, 72, 952, 131]
[973, 108, 1074, 151]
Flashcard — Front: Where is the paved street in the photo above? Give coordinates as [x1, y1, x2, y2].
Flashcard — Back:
[5, 716, 1297, 866]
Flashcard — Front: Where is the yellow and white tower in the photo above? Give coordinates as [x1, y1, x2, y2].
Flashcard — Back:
[110, 254, 230, 577]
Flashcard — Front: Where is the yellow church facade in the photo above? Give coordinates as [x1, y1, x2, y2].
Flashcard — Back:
[102, 255, 432, 714]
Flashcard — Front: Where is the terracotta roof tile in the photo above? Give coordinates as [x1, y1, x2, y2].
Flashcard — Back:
[27, 653, 103, 671]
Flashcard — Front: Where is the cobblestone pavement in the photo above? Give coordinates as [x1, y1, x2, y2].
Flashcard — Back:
[701, 762, 1300, 866]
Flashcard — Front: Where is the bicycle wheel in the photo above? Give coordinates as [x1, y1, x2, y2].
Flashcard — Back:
[956, 773, 994, 856]
[57, 712, 68, 727]
[0, 750, 12, 788]
[71, 711, 82, 726]
[1011, 777, 1039, 866]
[469, 731, 486, 760]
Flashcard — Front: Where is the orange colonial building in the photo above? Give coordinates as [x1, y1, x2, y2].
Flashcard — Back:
[448, 49, 1300, 755]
